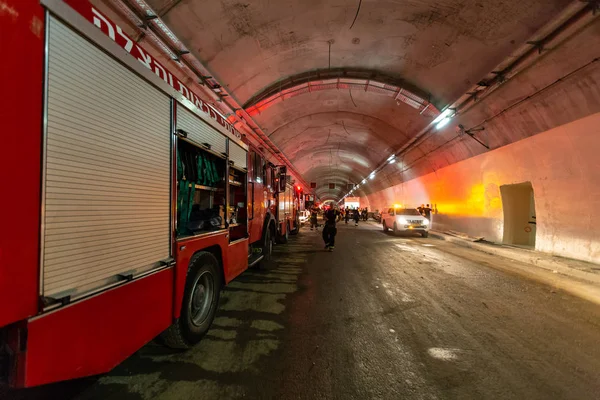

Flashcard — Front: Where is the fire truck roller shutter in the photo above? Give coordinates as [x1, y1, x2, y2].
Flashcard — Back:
[41, 17, 171, 300]
[229, 141, 247, 169]
[176, 105, 227, 156]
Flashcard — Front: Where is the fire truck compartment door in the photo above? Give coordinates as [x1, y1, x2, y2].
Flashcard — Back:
[229, 141, 247, 170]
[176, 104, 227, 156]
[41, 17, 172, 300]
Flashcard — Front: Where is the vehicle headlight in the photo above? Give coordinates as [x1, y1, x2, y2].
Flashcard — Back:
[398, 217, 407, 224]
[423, 219, 429, 226]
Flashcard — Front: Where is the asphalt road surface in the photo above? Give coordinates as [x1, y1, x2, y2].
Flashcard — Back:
[7, 222, 600, 400]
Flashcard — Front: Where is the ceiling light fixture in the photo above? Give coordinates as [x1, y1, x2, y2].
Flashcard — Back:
[435, 116, 453, 130]
[434, 108, 456, 130]
[432, 108, 453, 125]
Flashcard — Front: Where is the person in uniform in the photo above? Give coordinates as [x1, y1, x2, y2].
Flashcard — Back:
[323, 207, 338, 251]
[310, 205, 319, 230]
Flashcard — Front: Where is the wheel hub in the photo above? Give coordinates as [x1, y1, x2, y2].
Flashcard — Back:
[189, 272, 213, 326]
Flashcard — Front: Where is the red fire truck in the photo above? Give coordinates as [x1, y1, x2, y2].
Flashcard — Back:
[273, 168, 304, 243]
[0, 0, 300, 388]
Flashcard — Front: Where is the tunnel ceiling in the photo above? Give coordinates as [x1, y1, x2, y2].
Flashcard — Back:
[138, 0, 572, 200]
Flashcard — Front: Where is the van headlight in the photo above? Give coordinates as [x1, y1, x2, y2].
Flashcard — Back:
[397, 217, 407, 224]
[423, 219, 429, 226]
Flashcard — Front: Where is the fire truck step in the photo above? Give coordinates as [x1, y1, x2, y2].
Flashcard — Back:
[248, 254, 265, 268]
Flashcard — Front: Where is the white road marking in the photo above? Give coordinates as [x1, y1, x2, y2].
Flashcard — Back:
[428, 347, 459, 360]
[389, 329, 396, 333]
[422, 244, 435, 247]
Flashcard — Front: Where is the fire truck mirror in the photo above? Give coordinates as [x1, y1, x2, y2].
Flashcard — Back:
[279, 166, 287, 192]
[279, 173, 287, 192]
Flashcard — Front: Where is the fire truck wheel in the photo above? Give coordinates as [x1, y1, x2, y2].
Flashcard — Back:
[161, 252, 221, 349]
[258, 226, 275, 270]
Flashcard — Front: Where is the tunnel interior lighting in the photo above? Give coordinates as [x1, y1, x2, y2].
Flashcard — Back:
[432, 108, 452, 125]
[435, 116, 453, 130]
[387, 155, 395, 161]
[362, 179, 366, 184]
[369, 173, 375, 179]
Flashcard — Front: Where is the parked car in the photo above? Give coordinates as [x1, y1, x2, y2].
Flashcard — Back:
[299, 210, 310, 225]
[381, 206, 429, 237]
[369, 210, 381, 222]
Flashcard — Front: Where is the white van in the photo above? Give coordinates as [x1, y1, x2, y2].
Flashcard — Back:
[381, 206, 430, 237]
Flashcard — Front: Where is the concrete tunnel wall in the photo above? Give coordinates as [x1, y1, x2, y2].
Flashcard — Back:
[361, 112, 600, 264]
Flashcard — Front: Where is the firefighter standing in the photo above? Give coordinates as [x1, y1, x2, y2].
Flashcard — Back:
[322, 207, 337, 251]
[310, 206, 319, 230]
[353, 209, 360, 226]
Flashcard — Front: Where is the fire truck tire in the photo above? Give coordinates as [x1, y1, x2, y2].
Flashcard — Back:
[258, 226, 275, 270]
[161, 252, 221, 349]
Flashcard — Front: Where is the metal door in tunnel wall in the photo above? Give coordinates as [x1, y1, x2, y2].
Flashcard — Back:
[500, 182, 537, 248]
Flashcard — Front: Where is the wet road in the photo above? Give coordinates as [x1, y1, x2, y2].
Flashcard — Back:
[7, 222, 600, 400]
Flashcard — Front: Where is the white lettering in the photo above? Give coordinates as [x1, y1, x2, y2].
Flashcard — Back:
[153, 62, 168, 83]
[88, 5, 245, 142]
[177, 81, 190, 100]
[116, 26, 133, 52]
[135, 45, 152, 70]
[193, 94, 204, 110]
[92, 8, 115, 41]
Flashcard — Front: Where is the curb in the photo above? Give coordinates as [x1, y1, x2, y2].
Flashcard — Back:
[428, 230, 600, 305]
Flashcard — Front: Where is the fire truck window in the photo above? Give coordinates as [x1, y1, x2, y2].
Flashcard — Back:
[229, 167, 248, 242]
[176, 140, 226, 238]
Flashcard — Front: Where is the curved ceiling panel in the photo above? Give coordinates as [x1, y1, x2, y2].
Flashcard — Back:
[147, 0, 570, 104]
[133, 0, 575, 200]
[244, 68, 440, 118]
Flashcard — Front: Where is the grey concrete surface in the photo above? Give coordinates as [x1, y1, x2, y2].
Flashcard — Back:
[7, 223, 600, 400]
[427, 230, 600, 305]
